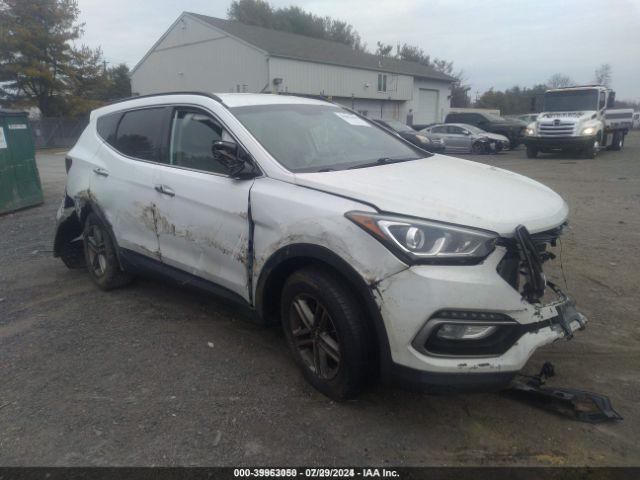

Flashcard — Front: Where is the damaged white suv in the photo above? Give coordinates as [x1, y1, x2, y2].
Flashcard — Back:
[54, 93, 587, 400]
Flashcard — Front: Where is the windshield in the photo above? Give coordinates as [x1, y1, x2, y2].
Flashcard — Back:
[379, 119, 415, 133]
[231, 104, 425, 172]
[544, 90, 598, 112]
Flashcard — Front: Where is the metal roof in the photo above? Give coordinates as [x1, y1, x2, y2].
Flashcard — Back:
[186, 13, 455, 83]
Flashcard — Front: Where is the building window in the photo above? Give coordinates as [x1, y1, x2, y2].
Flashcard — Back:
[377, 74, 387, 92]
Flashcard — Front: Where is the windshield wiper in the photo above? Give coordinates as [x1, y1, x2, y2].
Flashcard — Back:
[347, 156, 419, 170]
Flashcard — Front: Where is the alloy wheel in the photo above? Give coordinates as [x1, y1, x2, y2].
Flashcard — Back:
[86, 225, 108, 277]
[289, 294, 341, 380]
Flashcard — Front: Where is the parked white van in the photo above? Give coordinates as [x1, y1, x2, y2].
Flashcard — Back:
[54, 93, 587, 400]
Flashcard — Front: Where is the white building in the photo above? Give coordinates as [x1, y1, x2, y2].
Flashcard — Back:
[131, 12, 454, 125]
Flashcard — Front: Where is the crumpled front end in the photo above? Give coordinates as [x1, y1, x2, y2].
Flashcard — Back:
[375, 224, 587, 391]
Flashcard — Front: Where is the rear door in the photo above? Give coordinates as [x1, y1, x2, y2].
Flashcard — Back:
[90, 107, 171, 260]
[428, 125, 448, 149]
[152, 106, 254, 300]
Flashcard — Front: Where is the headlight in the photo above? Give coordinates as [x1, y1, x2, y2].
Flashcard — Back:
[416, 134, 432, 144]
[345, 212, 498, 264]
[524, 127, 535, 136]
[581, 126, 596, 136]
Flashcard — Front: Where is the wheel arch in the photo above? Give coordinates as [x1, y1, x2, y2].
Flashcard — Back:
[53, 193, 125, 268]
[255, 243, 392, 376]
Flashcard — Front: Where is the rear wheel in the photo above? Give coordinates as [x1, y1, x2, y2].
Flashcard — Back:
[526, 146, 538, 158]
[609, 132, 624, 151]
[280, 267, 372, 401]
[83, 213, 133, 290]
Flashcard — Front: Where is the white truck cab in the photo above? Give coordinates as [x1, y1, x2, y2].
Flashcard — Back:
[523, 85, 628, 158]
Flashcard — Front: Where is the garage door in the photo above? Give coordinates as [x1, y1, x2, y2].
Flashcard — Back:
[416, 89, 439, 124]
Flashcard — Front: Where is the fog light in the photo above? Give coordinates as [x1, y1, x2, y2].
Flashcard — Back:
[436, 324, 497, 340]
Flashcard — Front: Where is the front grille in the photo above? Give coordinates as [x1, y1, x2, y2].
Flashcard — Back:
[538, 121, 575, 136]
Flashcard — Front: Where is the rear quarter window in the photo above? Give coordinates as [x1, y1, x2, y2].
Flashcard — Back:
[114, 107, 167, 162]
[96, 112, 121, 147]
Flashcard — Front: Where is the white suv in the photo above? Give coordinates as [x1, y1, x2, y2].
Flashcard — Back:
[54, 93, 587, 400]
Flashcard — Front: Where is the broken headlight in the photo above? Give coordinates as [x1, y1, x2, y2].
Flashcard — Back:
[345, 211, 498, 264]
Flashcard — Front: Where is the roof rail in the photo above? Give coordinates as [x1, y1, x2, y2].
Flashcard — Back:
[105, 91, 225, 107]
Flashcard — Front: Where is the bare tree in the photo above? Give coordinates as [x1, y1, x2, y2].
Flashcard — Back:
[593, 64, 612, 87]
[375, 41, 393, 58]
[547, 73, 575, 89]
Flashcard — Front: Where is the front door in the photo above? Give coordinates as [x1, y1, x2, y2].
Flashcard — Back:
[445, 125, 471, 151]
[153, 107, 254, 300]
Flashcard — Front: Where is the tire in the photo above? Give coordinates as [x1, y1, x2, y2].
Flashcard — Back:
[471, 142, 485, 155]
[280, 266, 373, 401]
[526, 146, 538, 158]
[583, 135, 600, 159]
[83, 213, 133, 290]
[610, 132, 624, 151]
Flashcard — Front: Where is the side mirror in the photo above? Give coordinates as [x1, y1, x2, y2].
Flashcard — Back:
[212, 141, 257, 179]
[464, 131, 471, 136]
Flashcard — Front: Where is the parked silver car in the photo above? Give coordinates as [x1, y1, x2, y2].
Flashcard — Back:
[422, 123, 510, 154]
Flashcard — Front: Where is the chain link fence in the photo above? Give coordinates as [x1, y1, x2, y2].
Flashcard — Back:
[31, 116, 89, 149]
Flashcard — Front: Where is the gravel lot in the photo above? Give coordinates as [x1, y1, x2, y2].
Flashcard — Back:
[1, 133, 639, 466]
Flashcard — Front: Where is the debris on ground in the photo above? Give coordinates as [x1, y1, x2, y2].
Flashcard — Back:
[506, 362, 623, 423]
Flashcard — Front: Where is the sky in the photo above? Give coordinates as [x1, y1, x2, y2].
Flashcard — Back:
[77, 0, 640, 101]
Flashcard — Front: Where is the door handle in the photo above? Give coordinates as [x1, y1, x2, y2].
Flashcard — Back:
[93, 167, 109, 177]
[154, 184, 175, 197]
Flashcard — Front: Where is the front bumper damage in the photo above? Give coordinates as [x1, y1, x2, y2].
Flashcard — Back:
[375, 224, 587, 392]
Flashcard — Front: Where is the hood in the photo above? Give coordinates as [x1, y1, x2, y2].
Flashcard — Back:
[482, 132, 510, 142]
[492, 120, 523, 128]
[294, 155, 568, 236]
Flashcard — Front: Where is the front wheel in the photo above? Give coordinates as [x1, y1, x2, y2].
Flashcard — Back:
[83, 213, 133, 290]
[471, 142, 486, 155]
[280, 267, 373, 401]
[583, 136, 600, 159]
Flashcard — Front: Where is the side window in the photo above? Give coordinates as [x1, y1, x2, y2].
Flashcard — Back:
[599, 93, 606, 110]
[431, 126, 446, 134]
[115, 108, 166, 162]
[447, 126, 463, 135]
[169, 109, 227, 174]
[96, 112, 121, 147]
